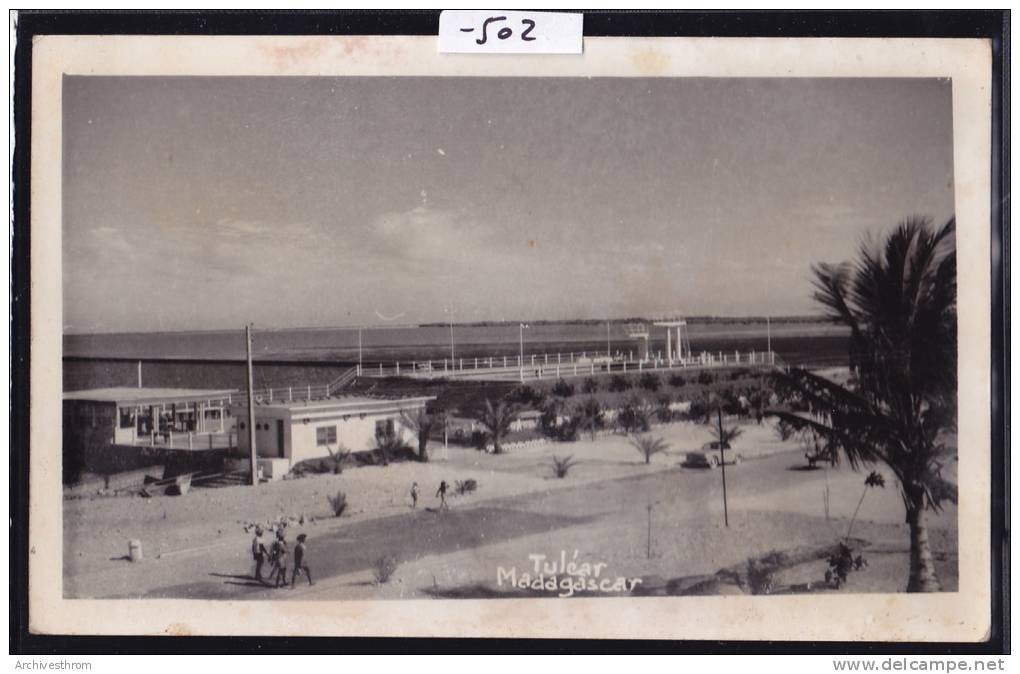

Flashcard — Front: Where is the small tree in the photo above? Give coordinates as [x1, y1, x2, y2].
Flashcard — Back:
[638, 372, 661, 392]
[846, 471, 886, 541]
[476, 399, 519, 454]
[608, 374, 632, 392]
[400, 407, 443, 462]
[576, 397, 604, 441]
[618, 394, 652, 434]
[656, 394, 675, 423]
[629, 434, 670, 465]
[668, 373, 686, 388]
[551, 378, 575, 398]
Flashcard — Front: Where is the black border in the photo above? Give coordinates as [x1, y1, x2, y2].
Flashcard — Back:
[10, 9, 1009, 656]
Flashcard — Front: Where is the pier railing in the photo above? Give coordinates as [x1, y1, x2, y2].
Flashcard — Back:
[356, 349, 781, 381]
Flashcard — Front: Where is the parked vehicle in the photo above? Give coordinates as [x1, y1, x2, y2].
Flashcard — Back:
[683, 442, 743, 469]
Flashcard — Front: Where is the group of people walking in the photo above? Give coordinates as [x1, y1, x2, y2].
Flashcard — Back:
[409, 480, 450, 509]
[251, 527, 313, 589]
[247, 479, 455, 592]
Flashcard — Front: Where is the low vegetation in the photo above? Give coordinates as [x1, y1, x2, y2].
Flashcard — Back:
[373, 555, 399, 584]
[550, 455, 578, 479]
[327, 490, 348, 517]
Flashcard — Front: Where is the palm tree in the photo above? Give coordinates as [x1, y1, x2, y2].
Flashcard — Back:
[629, 434, 670, 465]
[476, 399, 518, 454]
[769, 216, 957, 592]
[400, 408, 443, 462]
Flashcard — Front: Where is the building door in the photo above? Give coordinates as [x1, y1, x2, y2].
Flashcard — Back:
[276, 419, 285, 458]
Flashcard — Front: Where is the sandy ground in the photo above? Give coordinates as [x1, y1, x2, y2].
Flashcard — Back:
[63, 419, 957, 599]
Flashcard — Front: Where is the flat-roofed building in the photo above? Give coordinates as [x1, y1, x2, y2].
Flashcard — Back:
[63, 387, 237, 445]
[230, 394, 435, 476]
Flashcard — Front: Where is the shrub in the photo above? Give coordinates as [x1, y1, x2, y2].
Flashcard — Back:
[618, 395, 652, 434]
[697, 371, 714, 385]
[470, 429, 488, 451]
[551, 379, 575, 398]
[608, 375, 632, 393]
[327, 491, 348, 517]
[581, 377, 599, 394]
[656, 394, 675, 423]
[638, 373, 661, 392]
[668, 374, 686, 388]
[629, 434, 670, 465]
[730, 368, 751, 381]
[775, 419, 797, 442]
[551, 455, 578, 478]
[576, 397, 605, 440]
[373, 555, 399, 584]
[556, 415, 581, 442]
[374, 426, 406, 465]
[683, 396, 710, 423]
[507, 385, 545, 407]
[454, 479, 478, 495]
[746, 558, 778, 595]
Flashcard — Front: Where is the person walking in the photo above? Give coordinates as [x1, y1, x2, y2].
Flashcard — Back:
[251, 526, 269, 585]
[269, 529, 289, 588]
[290, 533, 313, 588]
[436, 480, 449, 510]
[410, 482, 419, 509]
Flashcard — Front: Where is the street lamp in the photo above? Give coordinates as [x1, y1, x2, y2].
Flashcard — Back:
[518, 322, 526, 381]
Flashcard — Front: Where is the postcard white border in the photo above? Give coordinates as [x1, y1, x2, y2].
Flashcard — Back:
[28, 34, 993, 641]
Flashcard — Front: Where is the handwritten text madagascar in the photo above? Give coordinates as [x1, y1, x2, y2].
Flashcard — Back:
[497, 551, 643, 597]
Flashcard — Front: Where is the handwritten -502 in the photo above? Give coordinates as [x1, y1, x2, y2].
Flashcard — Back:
[460, 16, 536, 46]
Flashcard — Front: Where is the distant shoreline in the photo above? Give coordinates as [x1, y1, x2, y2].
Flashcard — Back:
[63, 315, 837, 338]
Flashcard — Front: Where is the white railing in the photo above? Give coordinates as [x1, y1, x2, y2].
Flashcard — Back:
[358, 349, 780, 381]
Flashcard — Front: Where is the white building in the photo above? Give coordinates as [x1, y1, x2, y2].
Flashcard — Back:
[231, 394, 435, 476]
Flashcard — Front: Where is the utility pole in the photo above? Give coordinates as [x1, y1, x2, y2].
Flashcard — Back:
[358, 327, 363, 375]
[450, 322, 455, 365]
[717, 405, 729, 527]
[766, 316, 772, 358]
[519, 323, 528, 382]
[607, 321, 612, 358]
[245, 324, 258, 487]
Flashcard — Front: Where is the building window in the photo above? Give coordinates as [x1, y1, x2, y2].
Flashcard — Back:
[374, 418, 395, 439]
[316, 425, 337, 446]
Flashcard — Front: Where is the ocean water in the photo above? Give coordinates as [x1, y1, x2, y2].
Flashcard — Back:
[64, 321, 850, 367]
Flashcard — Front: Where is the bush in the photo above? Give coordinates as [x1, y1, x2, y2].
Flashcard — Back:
[638, 373, 661, 392]
[581, 377, 599, 394]
[551, 379, 575, 398]
[746, 558, 778, 595]
[455, 479, 478, 495]
[373, 555, 399, 584]
[507, 385, 545, 407]
[551, 455, 578, 478]
[327, 491, 348, 517]
[668, 374, 686, 388]
[556, 415, 581, 442]
[697, 371, 714, 385]
[618, 396, 651, 434]
[775, 419, 797, 442]
[683, 396, 710, 423]
[656, 394, 675, 423]
[608, 375, 632, 393]
[730, 368, 751, 381]
[470, 429, 488, 450]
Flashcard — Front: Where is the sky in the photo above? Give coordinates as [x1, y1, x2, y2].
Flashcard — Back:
[62, 77, 955, 333]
